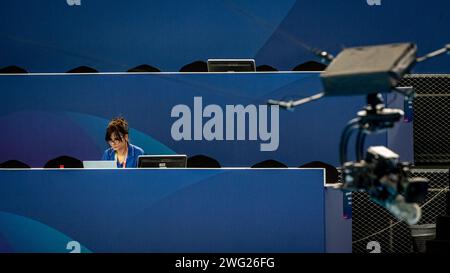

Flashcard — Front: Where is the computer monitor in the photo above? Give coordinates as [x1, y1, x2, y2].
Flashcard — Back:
[137, 155, 187, 168]
[207, 59, 256, 72]
[83, 160, 117, 169]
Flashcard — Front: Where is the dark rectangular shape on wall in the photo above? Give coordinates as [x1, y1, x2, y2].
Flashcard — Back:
[207, 59, 256, 72]
[397, 74, 450, 166]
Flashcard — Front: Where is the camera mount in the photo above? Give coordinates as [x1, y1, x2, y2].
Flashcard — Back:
[268, 42, 450, 224]
[338, 90, 428, 225]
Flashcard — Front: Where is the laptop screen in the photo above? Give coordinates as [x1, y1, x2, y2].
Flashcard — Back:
[83, 160, 117, 169]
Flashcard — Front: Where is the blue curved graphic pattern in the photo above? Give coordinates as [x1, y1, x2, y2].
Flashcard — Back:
[64, 111, 176, 155]
[0, 211, 91, 253]
[0, 0, 296, 72]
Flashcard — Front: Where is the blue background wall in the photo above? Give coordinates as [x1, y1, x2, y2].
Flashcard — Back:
[1, 0, 449, 72]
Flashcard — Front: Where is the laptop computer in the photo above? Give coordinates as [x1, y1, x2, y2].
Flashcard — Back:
[137, 155, 187, 168]
[83, 160, 117, 169]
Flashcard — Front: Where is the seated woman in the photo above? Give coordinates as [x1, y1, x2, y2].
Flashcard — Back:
[102, 117, 144, 168]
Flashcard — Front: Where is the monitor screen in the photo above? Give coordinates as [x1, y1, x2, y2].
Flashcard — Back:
[137, 155, 187, 168]
[207, 59, 256, 72]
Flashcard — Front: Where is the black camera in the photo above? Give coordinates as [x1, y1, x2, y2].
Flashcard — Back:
[342, 146, 428, 224]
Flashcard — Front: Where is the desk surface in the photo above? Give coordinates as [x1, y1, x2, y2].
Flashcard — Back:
[0, 168, 352, 253]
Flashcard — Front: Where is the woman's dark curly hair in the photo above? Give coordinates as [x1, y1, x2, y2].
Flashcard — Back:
[105, 117, 129, 143]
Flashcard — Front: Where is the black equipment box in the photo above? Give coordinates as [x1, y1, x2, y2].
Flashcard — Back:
[321, 43, 417, 96]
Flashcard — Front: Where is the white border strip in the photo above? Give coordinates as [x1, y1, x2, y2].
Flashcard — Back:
[0, 71, 322, 76]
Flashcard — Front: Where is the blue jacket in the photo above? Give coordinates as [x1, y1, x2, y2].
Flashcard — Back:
[102, 143, 144, 168]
